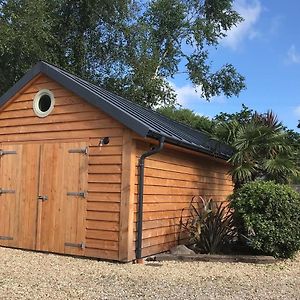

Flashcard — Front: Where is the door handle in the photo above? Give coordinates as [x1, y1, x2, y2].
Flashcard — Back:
[38, 195, 48, 201]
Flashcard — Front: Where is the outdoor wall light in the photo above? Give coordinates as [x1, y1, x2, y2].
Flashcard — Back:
[98, 137, 110, 147]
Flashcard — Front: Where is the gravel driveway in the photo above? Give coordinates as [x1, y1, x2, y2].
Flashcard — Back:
[0, 247, 299, 300]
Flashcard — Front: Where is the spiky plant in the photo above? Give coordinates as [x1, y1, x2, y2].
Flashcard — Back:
[180, 196, 236, 254]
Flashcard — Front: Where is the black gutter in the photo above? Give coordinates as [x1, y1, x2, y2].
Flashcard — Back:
[147, 131, 233, 160]
[136, 136, 165, 262]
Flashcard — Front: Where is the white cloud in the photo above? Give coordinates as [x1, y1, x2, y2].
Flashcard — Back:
[286, 45, 300, 64]
[170, 81, 226, 106]
[172, 83, 202, 105]
[293, 106, 300, 117]
[222, 0, 262, 50]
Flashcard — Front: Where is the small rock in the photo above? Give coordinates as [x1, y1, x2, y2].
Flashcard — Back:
[170, 245, 195, 255]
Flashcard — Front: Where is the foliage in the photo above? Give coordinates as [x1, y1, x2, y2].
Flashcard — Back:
[0, 0, 60, 94]
[231, 181, 300, 258]
[0, 0, 133, 94]
[0, 0, 245, 107]
[213, 108, 300, 187]
[213, 104, 254, 144]
[116, 0, 245, 106]
[284, 129, 300, 183]
[181, 196, 236, 254]
[214, 104, 254, 124]
[157, 106, 214, 133]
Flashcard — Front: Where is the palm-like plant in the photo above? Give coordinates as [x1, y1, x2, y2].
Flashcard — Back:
[215, 111, 299, 188]
[180, 196, 236, 254]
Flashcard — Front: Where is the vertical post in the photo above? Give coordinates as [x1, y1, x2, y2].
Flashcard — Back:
[119, 129, 136, 262]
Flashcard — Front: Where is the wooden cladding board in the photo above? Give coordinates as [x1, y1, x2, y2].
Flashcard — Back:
[0, 74, 125, 261]
[134, 141, 234, 258]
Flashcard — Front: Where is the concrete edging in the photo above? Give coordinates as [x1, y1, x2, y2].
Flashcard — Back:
[152, 253, 277, 264]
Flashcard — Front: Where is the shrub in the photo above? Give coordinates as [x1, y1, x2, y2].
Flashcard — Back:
[231, 181, 300, 258]
[180, 196, 236, 254]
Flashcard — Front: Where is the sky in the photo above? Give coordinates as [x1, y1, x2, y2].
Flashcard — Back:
[171, 0, 300, 131]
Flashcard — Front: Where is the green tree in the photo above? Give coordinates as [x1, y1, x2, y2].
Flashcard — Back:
[0, 0, 245, 107]
[285, 129, 300, 183]
[109, 0, 245, 106]
[213, 104, 254, 144]
[0, 0, 60, 95]
[55, 0, 134, 81]
[214, 104, 253, 124]
[0, 0, 134, 94]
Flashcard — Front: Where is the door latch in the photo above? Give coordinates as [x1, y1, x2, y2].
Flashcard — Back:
[68, 147, 88, 155]
[38, 195, 48, 201]
[67, 191, 87, 198]
[0, 236, 13, 240]
[64, 242, 85, 249]
[0, 150, 17, 156]
[0, 188, 15, 195]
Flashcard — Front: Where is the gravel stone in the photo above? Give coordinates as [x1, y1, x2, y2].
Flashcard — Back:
[0, 247, 299, 300]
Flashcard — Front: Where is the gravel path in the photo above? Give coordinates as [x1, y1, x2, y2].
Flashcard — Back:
[0, 247, 299, 300]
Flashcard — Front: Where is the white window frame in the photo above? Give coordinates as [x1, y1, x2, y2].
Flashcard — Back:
[33, 89, 55, 118]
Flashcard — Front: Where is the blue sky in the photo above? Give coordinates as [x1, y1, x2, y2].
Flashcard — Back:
[171, 0, 300, 131]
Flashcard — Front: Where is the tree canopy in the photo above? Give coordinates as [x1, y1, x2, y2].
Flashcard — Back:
[0, 0, 245, 107]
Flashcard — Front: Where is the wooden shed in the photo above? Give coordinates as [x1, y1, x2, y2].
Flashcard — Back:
[0, 62, 233, 262]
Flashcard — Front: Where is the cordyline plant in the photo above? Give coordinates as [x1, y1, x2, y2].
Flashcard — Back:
[180, 196, 236, 254]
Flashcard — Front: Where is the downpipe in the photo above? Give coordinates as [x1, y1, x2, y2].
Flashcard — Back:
[136, 136, 165, 263]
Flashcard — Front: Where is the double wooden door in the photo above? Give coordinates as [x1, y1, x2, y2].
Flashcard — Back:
[0, 142, 88, 255]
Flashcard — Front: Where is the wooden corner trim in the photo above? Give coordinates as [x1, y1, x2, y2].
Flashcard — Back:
[119, 129, 136, 261]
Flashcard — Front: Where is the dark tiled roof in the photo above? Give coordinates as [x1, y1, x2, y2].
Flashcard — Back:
[0, 61, 233, 159]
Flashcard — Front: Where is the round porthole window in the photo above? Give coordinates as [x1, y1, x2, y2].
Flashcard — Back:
[33, 89, 55, 117]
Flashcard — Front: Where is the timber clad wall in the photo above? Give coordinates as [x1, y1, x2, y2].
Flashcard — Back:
[134, 141, 233, 258]
[0, 74, 124, 260]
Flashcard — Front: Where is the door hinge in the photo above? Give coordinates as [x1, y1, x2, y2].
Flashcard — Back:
[68, 147, 88, 155]
[67, 191, 87, 198]
[0, 236, 13, 240]
[38, 195, 48, 201]
[0, 188, 15, 195]
[64, 242, 85, 249]
[0, 150, 17, 156]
